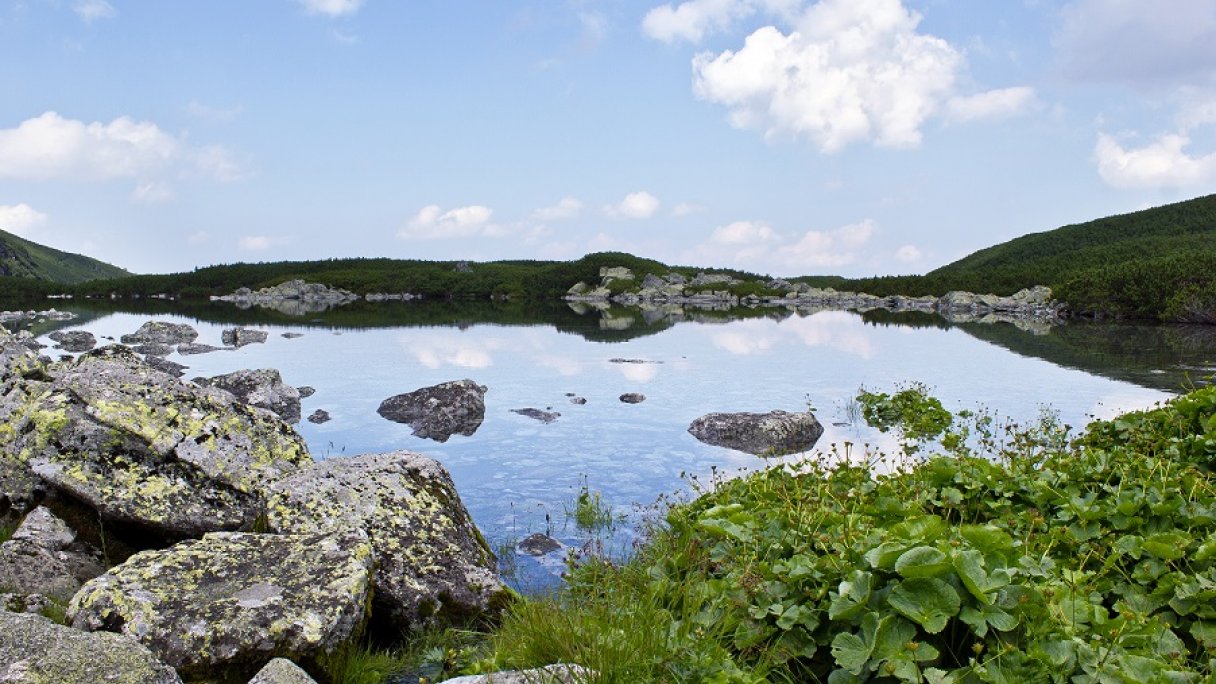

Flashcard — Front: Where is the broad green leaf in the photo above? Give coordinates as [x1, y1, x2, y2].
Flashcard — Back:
[923, 668, 957, 684]
[890, 515, 947, 543]
[1191, 620, 1216, 646]
[887, 578, 961, 634]
[830, 632, 870, 674]
[1143, 532, 1190, 561]
[896, 546, 952, 578]
[865, 541, 909, 570]
[1196, 535, 1216, 562]
[960, 525, 1014, 558]
[870, 614, 917, 661]
[953, 549, 992, 604]
[829, 571, 874, 621]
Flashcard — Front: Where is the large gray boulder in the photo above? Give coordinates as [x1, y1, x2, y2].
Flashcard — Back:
[377, 379, 487, 442]
[1, 346, 311, 536]
[223, 327, 270, 348]
[47, 330, 96, 353]
[193, 368, 303, 423]
[69, 529, 373, 678]
[0, 328, 50, 519]
[266, 452, 508, 630]
[119, 320, 198, 345]
[0, 506, 102, 600]
[0, 611, 182, 684]
[688, 410, 824, 456]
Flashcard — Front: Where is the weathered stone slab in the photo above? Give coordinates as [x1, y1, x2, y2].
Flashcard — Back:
[0, 611, 182, 684]
[688, 410, 824, 456]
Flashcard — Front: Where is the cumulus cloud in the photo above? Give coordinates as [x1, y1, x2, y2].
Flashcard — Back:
[604, 191, 661, 219]
[398, 204, 505, 240]
[689, 0, 1034, 151]
[1095, 133, 1216, 190]
[0, 111, 242, 184]
[0, 203, 49, 237]
[238, 236, 278, 251]
[946, 87, 1037, 123]
[782, 219, 875, 268]
[671, 202, 705, 217]
[895, 244, 922, 263]
[532, 197, 583, 221]
[709, 220, 778, 245]
[296, 0, 364, 17]
[1055, 0, 1216, 86]
[73, 0, 115, 23]
[642, 0, 800, 43]
[686, 217, 877, 273]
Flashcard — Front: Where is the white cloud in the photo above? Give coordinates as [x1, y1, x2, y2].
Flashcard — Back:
[296, 0, 364, 18]
[709, 220, 777, 245]
[0, 111, 241, 183]
[686, 217, 877, 273]
[0, 203, 48, 237]
[1055, 0, 1216, 86]
[642, 0, 800, 43]
[238, 236, 276, 251]
[690, 0, 1033, 151]
[895, 244, 922, 263]
[604, 191, 660, 219]
[671, 202, 705, 217]
[532, 197, 583, 221]
[946, 87, 1037, 123]
[132, 181, 176, 204]
[1095, 133, 1216, 190]
[398, 204, 500, 240]
[73, 0, 115, 23]
[782, 219, 875, 268]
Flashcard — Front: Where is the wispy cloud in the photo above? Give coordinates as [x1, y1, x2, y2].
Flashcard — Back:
[603, 191, 661, 219]
[73, 0, 115, 23]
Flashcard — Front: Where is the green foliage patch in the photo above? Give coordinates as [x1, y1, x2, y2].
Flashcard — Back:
[472, 385, 1216, 682]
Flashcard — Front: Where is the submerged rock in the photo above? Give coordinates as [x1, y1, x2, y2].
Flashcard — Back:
[176, 342, 225, 355]
[119, 321, 198, 346]
[222, 327, 270, 348]
[619, 393, 646, 404]
[377, 379, 487, 442]
[1, 345, 310, 536]
[69, 529, 373, 678]
[266, 451, 508, 630]
[569, 396, 587, 405]
[47, 330, 95, 353]
[511, 408, 560, 423]
[688, 410, 824, 456]
[193, 368, 303, 423]
[0, 612, 182, 684]
[516, 533, 563, 557]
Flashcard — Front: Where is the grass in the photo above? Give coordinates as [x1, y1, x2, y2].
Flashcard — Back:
[0, 521, 14, 544]
[567, 480, 616, 532]
[322, 642, 411, 684]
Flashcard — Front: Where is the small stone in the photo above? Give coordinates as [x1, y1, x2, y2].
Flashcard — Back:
[297, 386, 316, 398]
[511, 408, 560, 423]
[516, 533, 562, 556]
[176, 343, 224, 355]
[282, 332, 304, 339]
[619, 393, 646, 404]
[306, 409, 330, 424]
[569, 397, 587, 405]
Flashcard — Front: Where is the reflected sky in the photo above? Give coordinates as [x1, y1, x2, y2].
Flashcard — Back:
[42, 309, 1176, 591]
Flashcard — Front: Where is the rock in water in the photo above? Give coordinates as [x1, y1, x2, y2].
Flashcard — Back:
[47, 330, 96, 353]
[619, 393, 646, 404]
[266, 451, 508, 630]
[119, 321, 198, 345]
[193, 368, 303, 423]
[516, 533, 562, 556]
[176, 342, 225, 355]
[306, 409, 330, 424]
[688, 410, 824, 456]
[222, 327, 270, 348]
[0, 612, 182, 684]
[377, 379, 487, 442]
[142, 355, 187, 378]
[1, 345, 311, 536]
[511, 408, 560, 423]
[69, 529, 373, 678]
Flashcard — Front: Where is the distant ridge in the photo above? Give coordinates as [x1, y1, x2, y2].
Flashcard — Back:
[0, 228, 130, 284]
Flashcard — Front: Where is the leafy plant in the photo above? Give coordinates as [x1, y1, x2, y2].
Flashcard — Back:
[568, 480, 616, 532]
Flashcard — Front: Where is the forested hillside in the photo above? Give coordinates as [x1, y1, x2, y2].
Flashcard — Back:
[0, 229, 130, 284]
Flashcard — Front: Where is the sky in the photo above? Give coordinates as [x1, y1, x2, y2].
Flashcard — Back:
[1, 0, 1215, 278]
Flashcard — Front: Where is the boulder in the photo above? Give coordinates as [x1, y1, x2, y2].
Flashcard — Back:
[688, 410, 824, 456]
[194, 369, 303, 423]
[297, 386, 316, 398]
[119, 321, 198, 346]
[0, 506, 102, 599]
[306, 409, 330, 424]
[266, 452, 507, 629]
[130, 342, 173, 357]
[569, 396, 587, 405]
[598, 266, 634, 281]
[1, 346, 311, 537]
[69, 529, 373, 678]
[142, 355, 188, 378]
[222, 327, 270, 348]
[566, 281, 590, 296]
[177, 342, 225, 355]
[641, 273, 666, 289]
[442, 664, 593, 684]
[619, 393, 646, 404]
[249, 658, 318, 684]
[0, 612, 182, 684]
[377, 379, 487, 442]
[47, 330, 96, 353]
[511, 408, 560, 423]
[516, 533, 562, 557]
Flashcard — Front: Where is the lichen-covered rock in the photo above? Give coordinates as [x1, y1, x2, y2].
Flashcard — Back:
[0, 611, 183, 684]
[442, 664, 593, 684]
[266, 452, 507, 629]
[0, 329, 49, 519]
[688, 410, 824, 456]
[248, 658, 318, 684]
[1, 345, 311, 536]
[130, 342, 173, 356]
[69, 529, 373, 678]
[119, 321, 198, 345]
[223, 327, 270, 348]
[47, 330, 96, 353]
[194, 368, 303, 423]
[377, 379, 487, 442]
[0, 508, 103, 601]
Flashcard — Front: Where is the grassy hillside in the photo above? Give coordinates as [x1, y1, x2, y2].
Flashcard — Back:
[0, 229, 130, 284]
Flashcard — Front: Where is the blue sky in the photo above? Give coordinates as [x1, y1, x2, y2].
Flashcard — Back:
[1, 0, 1215, 277]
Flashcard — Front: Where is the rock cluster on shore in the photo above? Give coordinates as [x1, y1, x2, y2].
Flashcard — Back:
[0, 326, 508, 682]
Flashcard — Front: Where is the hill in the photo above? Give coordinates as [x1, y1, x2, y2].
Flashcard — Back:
[0, 229, 130, 284]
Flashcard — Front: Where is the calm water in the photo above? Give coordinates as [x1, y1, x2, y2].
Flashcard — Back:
[22, 301, 1216, 590]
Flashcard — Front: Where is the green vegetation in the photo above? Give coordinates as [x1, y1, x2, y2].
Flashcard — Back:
[0, 228, 130, 283]
[443, 383, 1216, 682]
[568, 481, 616, 532]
